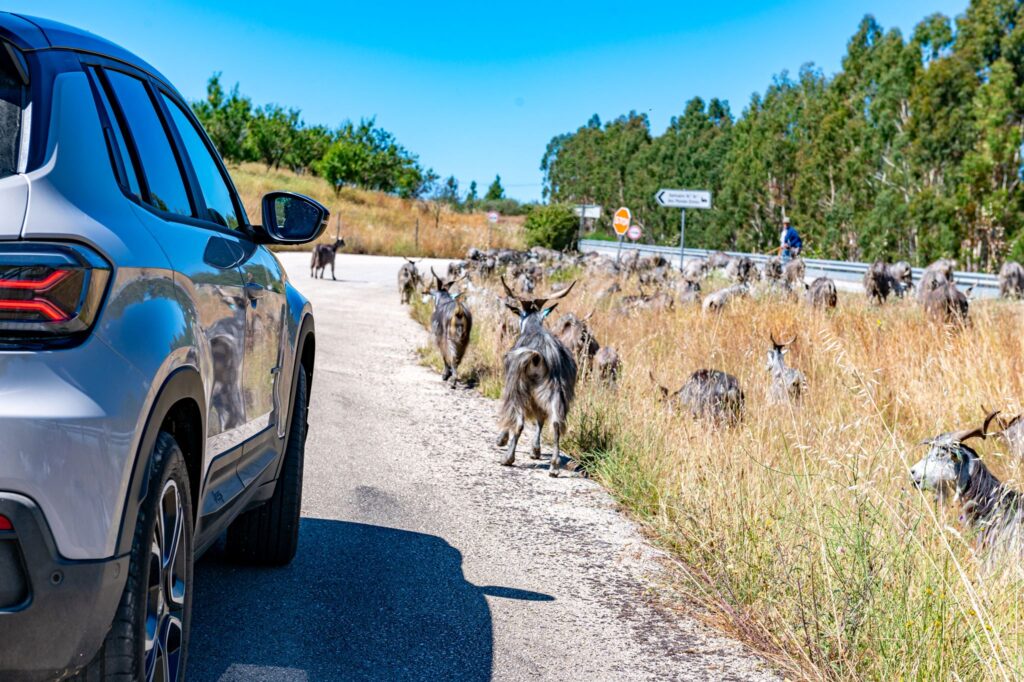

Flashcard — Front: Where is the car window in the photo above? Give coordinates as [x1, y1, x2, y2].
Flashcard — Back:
[0, 44, 26, 178]
[89, 68, 142, 200]
[162, 94, 241, 230]
[104, 69, 193, 217]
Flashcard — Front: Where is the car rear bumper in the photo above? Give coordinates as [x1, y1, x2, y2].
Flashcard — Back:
[0, 493, 127, 681]
[0, 335, 151, 560]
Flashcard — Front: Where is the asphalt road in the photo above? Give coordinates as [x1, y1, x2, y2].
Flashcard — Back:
[188, 252, 775, 681]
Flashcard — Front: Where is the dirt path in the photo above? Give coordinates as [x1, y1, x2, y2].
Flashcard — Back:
[190, 252, 777, 681]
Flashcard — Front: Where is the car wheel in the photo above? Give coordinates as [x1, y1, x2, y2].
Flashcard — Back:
[225, 367, 307, 566]
[74, 432, 194, 681]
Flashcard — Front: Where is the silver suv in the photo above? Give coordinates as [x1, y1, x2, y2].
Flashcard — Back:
[0, 14, 326, 681]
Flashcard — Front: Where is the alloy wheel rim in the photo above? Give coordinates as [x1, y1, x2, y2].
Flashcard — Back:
[144, 479, 186, 681]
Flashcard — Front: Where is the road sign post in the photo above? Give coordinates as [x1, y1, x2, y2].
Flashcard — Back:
[656, 189, 711, 270]
[487, 211, 499, 249]
[612, 207, 631, 262]
[574, 204, 601, 251]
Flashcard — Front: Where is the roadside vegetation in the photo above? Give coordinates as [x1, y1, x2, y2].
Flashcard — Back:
[543, 0, 1024, 272]
[229, 163, 523, 257]
[413, 260, 1024, 680]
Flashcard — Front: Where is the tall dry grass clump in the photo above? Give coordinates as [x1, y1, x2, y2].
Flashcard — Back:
[228, 162, 523, 258]
[417, 268, 1024, 680]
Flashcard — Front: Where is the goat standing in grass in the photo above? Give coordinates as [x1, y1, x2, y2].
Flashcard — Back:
[725, 256, 756, 284]
[594, 346, 620, 386]
[682, 259, 708, 282]
[783, 257, 806, 291]
[496, 278, 578, 476]
[702, 283, 748, 313]
[678, 279, 702, 305]
[651, 369, 745, 425]
[553, 312, 599, 373]
[806, 276, 837, 309]
[911, 412, 1024, 564]
[917, 258, 956, 303]
[766, 334, 806, 404]
[397, 258, 423, 304]
[427, 268, 472, 388]
[999, 261, 1024, 299]
[922, 280, 970, 327]
[863, 260, 897, 304]
[762, 256, 783, 283]
[889, 261, 913, 296]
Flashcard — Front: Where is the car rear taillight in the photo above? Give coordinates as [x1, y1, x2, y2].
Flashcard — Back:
[0, 243, 111, 348]
[0, 516, 11, 531]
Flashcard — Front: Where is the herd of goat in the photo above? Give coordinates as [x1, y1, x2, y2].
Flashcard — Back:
[397, 245, 1024, 561]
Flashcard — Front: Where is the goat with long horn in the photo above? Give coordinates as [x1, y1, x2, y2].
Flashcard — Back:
[427, 267, 472, 388]
[496, 276, 578, 476]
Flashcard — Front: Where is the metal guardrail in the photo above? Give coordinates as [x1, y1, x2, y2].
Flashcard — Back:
[578, 239, 1001, 298]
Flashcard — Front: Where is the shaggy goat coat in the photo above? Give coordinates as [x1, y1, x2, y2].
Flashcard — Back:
[498, 316, 577, 439]
[397, 260, 422, 304]
[430, 290, 472, 384]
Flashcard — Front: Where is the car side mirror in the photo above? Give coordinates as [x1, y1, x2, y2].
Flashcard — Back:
[257, 191, 329, 244]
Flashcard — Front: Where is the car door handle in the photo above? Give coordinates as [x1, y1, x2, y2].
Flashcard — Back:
[244, 282, 266, 300]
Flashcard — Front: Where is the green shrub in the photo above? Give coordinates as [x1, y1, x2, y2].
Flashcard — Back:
[523, 204, 578, 251]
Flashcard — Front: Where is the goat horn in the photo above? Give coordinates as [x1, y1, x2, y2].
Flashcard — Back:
[770, 332, 778, 347]
[982, 409, 1001, 436]
[949, 419, 991, 444]
[545, 280, 577, 301]
[500, 275, 518, 300]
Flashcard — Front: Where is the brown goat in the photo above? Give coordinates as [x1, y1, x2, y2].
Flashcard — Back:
[806, 276, 837, 309]
[428, 267, 473, 388]
[922, 280, 969, 326]
[311, 238, 345, 279]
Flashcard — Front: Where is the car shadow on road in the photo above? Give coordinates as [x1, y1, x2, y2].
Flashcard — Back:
[189, 518, 552, 681]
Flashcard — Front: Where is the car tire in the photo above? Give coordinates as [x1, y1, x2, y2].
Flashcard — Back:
[225, 367, 307, 566]
[74, 432, 194, 681]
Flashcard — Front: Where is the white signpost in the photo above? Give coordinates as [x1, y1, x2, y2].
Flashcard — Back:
[656, 188, 712, 271]
[627, 224, 642, 241]
[487, 211, 499, 249]
[574, 204, 602, 249]
[573, 205, 602, 219]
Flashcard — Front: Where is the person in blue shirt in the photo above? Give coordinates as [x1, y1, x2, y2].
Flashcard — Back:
[780, 217, 802, 263]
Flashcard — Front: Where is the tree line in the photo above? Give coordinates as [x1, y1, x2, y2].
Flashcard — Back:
[542, 0, 1024, 271]
[192, 74, 522, 213]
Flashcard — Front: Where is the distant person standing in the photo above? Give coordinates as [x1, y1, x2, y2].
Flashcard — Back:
[780, 217, 802, 264]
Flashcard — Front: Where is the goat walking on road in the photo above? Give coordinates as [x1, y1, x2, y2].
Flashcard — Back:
[311, 238, 346, 279]
[398, 258, 423, 304]
[427, 268, 472, 388]
[496, 277, 578, 476]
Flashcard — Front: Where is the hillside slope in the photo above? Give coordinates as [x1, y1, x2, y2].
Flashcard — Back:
[229, 162, 524, 258]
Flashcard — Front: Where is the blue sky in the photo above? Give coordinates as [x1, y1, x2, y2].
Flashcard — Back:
[16, 1, 968, 201]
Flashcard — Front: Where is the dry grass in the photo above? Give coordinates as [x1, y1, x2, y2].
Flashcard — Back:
[415, 267, 1024, 681]
[229, 162, 524, 258]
